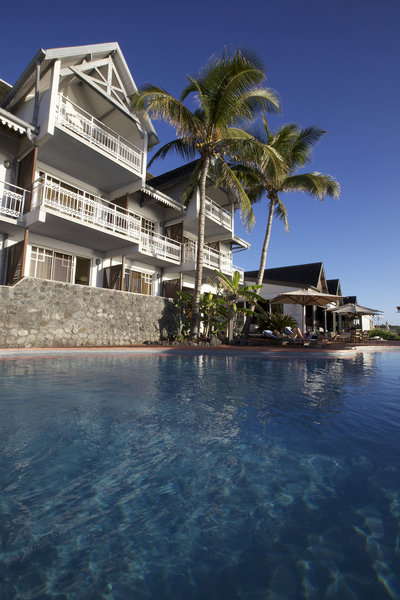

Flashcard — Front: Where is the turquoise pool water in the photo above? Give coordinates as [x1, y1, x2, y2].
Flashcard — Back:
[0, 349, 399, 599]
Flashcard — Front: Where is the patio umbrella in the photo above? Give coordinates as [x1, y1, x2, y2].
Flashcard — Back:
[270, 289, 341, 307]
[327, 303, 382, 316]
[327, 303, 382, 331]
[270, 289, 342, 331]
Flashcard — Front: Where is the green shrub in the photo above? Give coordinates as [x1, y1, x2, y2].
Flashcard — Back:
[256, 312, 298, 333]
[368, 328, 400, 340]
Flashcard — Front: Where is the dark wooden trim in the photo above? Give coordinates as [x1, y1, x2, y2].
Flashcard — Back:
[20, 229, 29, 278]
[17, 147, 38, 213]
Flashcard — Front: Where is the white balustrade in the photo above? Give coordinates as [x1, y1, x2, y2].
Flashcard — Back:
[32, 175, 181, 262]
[56, 94, 143, 173]
[205, 196, 232, 229]
[183, 241, 243, 280]
[0, 181, 26, 218]
[140, 231, 181, 262]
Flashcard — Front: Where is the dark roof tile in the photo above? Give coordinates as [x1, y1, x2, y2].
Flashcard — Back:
[245, 262, 324, 287]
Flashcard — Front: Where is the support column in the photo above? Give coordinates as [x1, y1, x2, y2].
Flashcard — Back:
[21, 229, 29, 277]
[120, 256, 125, 291]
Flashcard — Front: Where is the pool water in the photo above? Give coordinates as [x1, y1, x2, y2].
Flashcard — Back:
[0, 349, 399, 599]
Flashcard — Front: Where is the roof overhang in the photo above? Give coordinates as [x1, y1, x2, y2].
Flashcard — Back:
[231, 235, 250, 251]
[140, 184, 184, 212]
[0, 107, 33, 135]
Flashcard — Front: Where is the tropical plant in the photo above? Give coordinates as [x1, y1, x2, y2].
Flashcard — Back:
[175, 290, 193, 337]
[131, 50, 280, 337]
[175, 289, 223, 338]
[239, 117, 340, 334]
[216, 270, 262, 341]
[256, 310, 298, 333]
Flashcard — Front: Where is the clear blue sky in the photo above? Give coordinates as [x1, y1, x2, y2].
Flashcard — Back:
[2, 0, 399, 324]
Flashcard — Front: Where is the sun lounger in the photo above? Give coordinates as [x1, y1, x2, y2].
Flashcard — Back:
[262, 330, 289, 345]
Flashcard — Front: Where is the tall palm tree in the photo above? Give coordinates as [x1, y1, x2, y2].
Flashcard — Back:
[131, 50, 280, 337]
[240, 117, 340, 334]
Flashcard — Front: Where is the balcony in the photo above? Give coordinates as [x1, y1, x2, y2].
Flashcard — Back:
[141, 231, 181, 263]
[55, 94, 143, 176]
[0, 181, 27, 219]
[205, 196, 232, 229]
[30, 174, 181, 263]
[182, 241, 244, 281]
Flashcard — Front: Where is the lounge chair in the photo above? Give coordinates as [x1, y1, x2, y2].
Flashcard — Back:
[262, 330, 289, 345]
[283, 326, 321, 346]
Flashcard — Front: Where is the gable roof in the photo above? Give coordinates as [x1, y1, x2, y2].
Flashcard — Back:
[245, 262, 325, 288]
[149, 161, 198, 190]
[327, 279, 341, 295]
[343, 296, 357, 304]
[1, 42, 158, 146]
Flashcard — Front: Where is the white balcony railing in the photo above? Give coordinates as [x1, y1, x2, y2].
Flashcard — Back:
[205, 196, 232, 229]
[0, 180, 27, 219]
[141, 231, 181, 262]
[31, 174, 181, 263]
[183, 241, 244, 280]
[56, 94, 143, 174]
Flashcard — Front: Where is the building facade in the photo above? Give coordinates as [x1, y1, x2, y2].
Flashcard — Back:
[0, 43, 247, 301]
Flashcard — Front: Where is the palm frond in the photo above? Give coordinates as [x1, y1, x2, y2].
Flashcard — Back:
[182, 160, 204, 205]
[283, 173, 341, 199]
[148, 138, 198, 168]
[131, 86, 203, 139]
[274, 195, 289, 232]
[216, 158, 255, 230]
[288, 127, 326, 169]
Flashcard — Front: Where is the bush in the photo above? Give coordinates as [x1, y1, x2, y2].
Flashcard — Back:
[368, 328, 400, 340]
[256, 312, 298, 333]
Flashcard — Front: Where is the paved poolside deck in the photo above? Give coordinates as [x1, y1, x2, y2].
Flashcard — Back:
[0, 339, 399, 358]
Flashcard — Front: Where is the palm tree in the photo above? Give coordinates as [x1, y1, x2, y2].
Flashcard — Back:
[240, 117, 340, 334]
[131, 50, 280, 337]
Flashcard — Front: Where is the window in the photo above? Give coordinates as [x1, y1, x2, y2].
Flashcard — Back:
[141, 218, 155, 236]
[29, 246, 91, 285]
[29, 246, 74, 283]
[124, 268, 152, 295]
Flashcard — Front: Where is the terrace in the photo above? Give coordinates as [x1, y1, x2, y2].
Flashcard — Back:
[30, 174, 181, 263]
[205, 196, 232, 230]
[182, 240, 244, 280]
[55, 94, 143, 175]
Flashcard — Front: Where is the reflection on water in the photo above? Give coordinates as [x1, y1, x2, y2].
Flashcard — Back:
[0, 350, 399, 599]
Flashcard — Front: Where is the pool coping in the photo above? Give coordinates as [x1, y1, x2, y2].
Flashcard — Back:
[0, 341, 399, 359]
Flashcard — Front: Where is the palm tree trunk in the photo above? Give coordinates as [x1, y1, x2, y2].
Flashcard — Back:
[256, 195, 276, 285]
[242, 196, 276, 335]
[190, 156, 210, 337]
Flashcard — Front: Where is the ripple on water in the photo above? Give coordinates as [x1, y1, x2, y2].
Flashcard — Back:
[0, 350, 399, 599]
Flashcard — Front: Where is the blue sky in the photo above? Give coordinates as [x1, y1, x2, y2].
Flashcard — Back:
[2, 0, 399, 324]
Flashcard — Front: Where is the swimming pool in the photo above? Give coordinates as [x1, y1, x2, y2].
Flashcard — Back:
[1, 349, 399, 599]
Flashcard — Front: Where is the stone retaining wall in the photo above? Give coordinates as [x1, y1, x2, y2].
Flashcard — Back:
[0, 278, 177, 348]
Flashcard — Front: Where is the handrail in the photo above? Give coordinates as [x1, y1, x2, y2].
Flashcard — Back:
[0, 180, 27, 218]
[31, 174, 181, 261]
[182, 240, 243, 279]
[205, 196, 232, 229]
[141, 231, 181, 261]
[56, 94, 143, 173]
